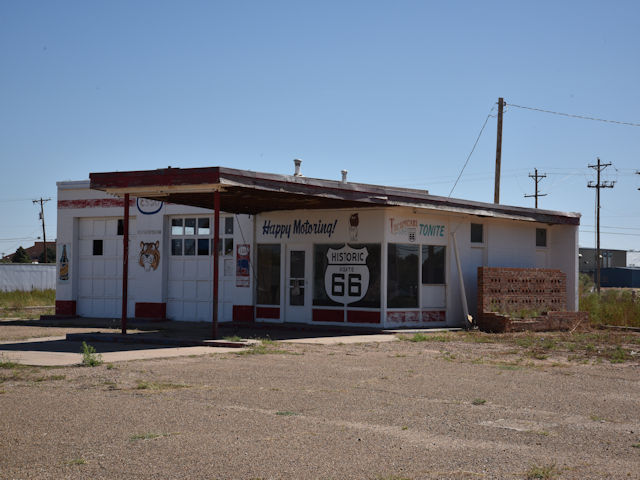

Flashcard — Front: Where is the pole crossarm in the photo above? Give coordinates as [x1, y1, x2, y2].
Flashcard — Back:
[524, 168, 547, 208]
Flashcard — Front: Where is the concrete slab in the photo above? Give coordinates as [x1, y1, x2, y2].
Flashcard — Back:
[0, 337, 240, 367]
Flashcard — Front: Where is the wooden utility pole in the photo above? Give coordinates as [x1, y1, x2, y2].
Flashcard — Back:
[587, 158, 615, 294]
[494, 97, 504, 204]
[33, 198, 51, 263]
[524, 168, 547, 208]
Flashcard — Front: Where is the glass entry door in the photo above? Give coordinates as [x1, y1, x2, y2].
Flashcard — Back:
[285, 245, 311, 323]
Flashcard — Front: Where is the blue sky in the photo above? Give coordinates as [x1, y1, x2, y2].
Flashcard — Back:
[1, 1, 639, 257]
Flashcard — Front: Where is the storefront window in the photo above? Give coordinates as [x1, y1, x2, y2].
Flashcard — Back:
[257, 244, 280, 305]
[422, 245, 445, 284]
[313, 244, 380, 308]
[387, 243, 419, 308]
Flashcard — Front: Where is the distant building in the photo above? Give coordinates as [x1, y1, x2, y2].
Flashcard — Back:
[600, 267, 640, 288]
[2, 241, 56, 263]
[579, 248, 626, 277]
[627, 251, 640, 268]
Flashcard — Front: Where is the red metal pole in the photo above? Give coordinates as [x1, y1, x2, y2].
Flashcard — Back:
[121, 193, 130, 335]
[212, 191, 220, 339]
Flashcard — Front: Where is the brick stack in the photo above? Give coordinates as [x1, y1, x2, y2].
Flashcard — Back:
[476, 267, 586, 333]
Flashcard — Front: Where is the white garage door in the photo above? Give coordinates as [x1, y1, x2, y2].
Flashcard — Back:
[167, 215, 235, 322]
[77, 217, 136, 318]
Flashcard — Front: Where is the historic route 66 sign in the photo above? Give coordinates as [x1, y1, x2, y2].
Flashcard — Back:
[324, 245, 370, 305]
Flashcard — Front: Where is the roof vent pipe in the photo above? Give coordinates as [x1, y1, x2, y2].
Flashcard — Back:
[293, 158, 302, 176]
[341, 170, 348, 183]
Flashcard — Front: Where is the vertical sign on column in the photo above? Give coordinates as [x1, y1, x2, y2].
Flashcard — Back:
[236, 244, 250, 287]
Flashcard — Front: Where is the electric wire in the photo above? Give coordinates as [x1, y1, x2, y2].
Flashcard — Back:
[448, 105, 495, 197]
[507, 103, 640, 127]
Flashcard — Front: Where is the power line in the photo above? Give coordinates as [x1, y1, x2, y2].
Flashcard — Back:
[579, 230, 640, 237]
[508, 103, 640, 127]
[448, 105, 495, 197]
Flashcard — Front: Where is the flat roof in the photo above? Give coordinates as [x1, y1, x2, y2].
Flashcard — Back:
[89, 166, 580, 225]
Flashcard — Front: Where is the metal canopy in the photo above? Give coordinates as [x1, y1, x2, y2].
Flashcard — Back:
[89, 166, 581, 225]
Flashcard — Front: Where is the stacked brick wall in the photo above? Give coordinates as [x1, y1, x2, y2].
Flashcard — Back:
[477, 267, 585, 333]
[478, 267, 566, 316]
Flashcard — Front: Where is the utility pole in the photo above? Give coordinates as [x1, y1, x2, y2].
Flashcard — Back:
[33, 198, 51, 263]
[587, 159, 615, 294]
[524, 168, 547, 208]
[494, 97, 504, 204]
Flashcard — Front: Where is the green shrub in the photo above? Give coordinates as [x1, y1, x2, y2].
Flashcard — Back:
[81, 342, 102, 367]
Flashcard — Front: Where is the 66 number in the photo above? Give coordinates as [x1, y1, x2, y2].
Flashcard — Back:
[331, 273, 362, 297]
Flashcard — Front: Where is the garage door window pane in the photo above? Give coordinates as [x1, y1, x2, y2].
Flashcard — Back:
[93, 239, 103, 256]
[185, 218, 196, 235]
[257, 244, 280, 305]
[198, 218, 210, 235]
[225, 217, 234, 235]
[171, 219, 183, 235]
[197, 238, 209, 256]
[224, 238, 234, 256]
[184, 239, 195, 256]
[387, 243, 418, 308]
[171, 239, 182, 255]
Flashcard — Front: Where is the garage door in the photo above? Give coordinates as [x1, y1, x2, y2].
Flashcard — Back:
[166, 215, 234, 321]
[77, 217, 136, 318]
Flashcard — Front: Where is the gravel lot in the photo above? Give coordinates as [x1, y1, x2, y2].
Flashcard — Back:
[1, 325, 639, 479]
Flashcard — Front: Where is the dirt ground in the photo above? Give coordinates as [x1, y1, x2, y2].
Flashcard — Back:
[0, 322, 639, 479]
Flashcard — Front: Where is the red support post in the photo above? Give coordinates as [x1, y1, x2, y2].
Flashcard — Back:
[212, 191, 220, 339]
[121, 193, 130, 335]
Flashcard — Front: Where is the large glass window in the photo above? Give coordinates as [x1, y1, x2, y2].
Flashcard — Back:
[387, 243, 419, 308]
[257, 244, 281, 305]
[422, 245, 445, 284]
[313, 244, 381, 308]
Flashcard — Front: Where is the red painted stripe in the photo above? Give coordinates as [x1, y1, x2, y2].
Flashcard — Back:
[312, 309, 344, 323]
[256, 307, 280, 319]
[347, 310, 380, 324]
[422, 310, 446, 322]
[91, 167, 221, 189]
[58, 198, 135, 209]
[233, 305, 254, 322]
[135, 302, 166, 320]
[55, 300, 76, 316]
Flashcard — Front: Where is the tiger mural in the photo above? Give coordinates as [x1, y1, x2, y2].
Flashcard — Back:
[139, 241, 160, 272]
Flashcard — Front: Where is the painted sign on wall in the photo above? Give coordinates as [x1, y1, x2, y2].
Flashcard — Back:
[139, 241, 160, 271]
[324, 245, 369, 305]
[236, 244, 250, 287]
[389, 217, 446, 242]
[59, 244, 70, 282]
[261, 218, 338, 239]
[136, 198, 164, 215]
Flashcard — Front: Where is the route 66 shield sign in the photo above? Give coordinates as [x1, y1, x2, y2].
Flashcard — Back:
[324, 245, 370, 305]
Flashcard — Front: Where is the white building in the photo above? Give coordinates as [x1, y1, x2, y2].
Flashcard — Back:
[54, 165, 580, 331]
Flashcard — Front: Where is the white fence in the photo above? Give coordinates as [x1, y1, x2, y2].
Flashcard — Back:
[0, 264, 56, 292]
